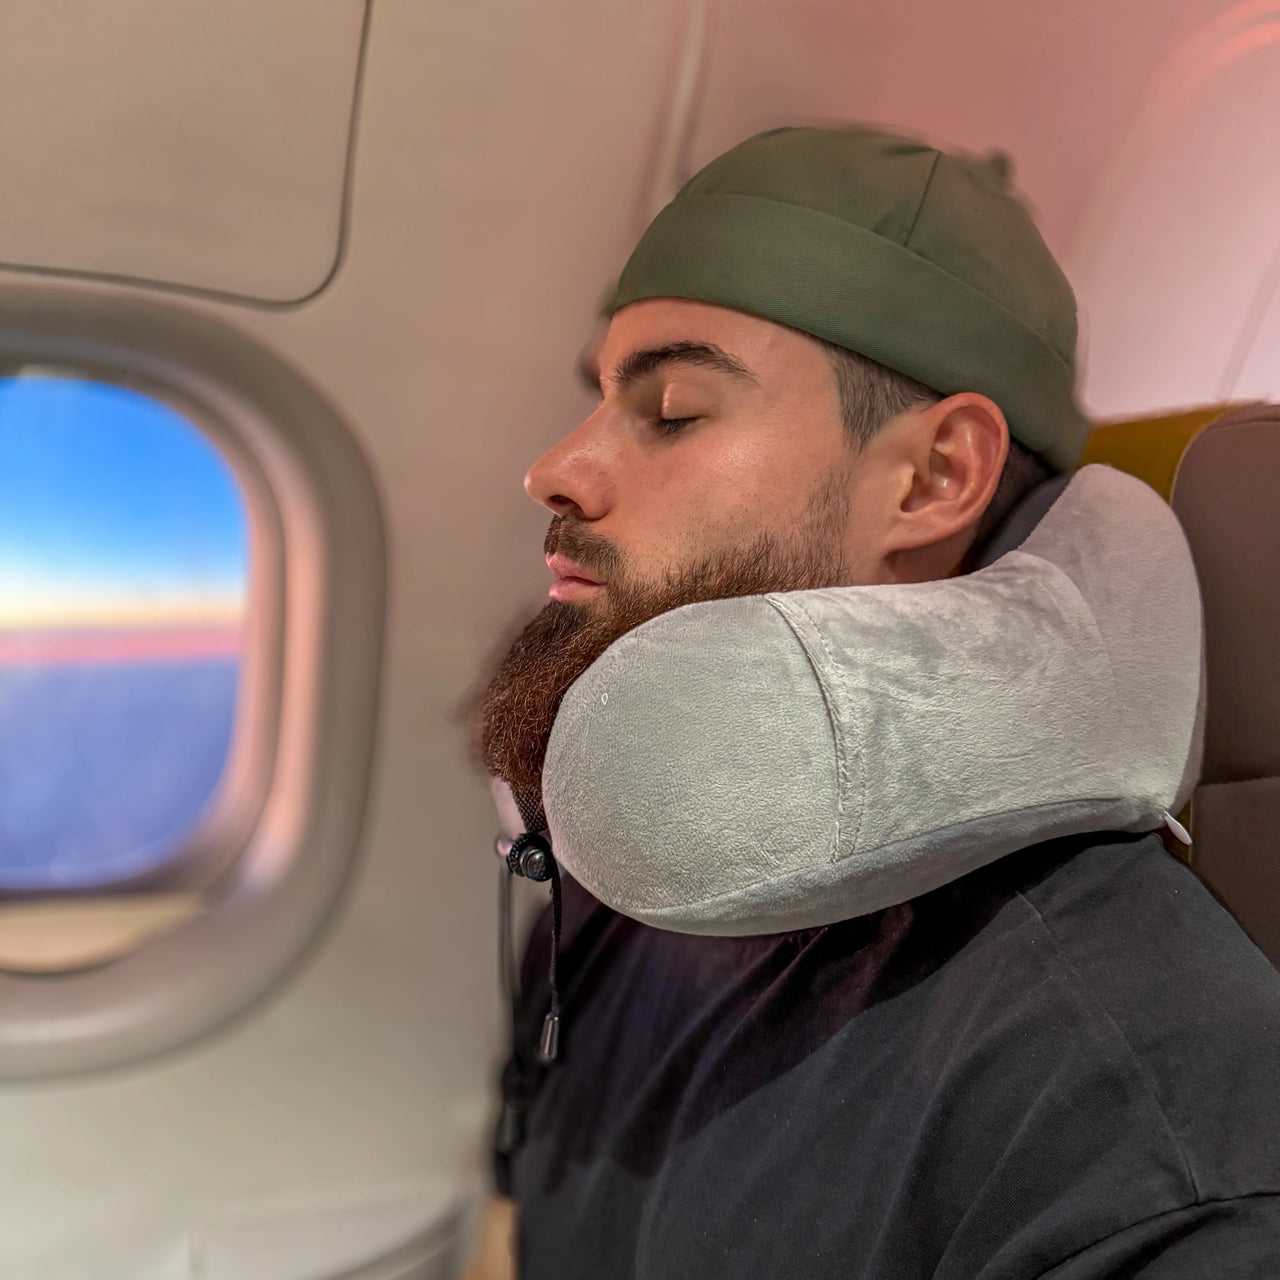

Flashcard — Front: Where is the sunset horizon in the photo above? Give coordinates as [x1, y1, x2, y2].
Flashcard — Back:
[0, 623, 243, 666]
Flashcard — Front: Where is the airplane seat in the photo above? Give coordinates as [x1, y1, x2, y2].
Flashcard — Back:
[1080, 402, 1280, 965]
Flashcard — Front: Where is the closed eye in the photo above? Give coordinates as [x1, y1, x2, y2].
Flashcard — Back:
[653, 415, 698, 435]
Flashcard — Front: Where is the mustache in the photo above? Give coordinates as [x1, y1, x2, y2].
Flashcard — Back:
[544, 516, 625, 583]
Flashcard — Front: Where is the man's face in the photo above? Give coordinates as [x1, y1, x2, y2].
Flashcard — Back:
[474, 299, 917, 806]
[535, 298, 890, 603]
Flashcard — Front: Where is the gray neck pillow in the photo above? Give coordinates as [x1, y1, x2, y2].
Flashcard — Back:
[531, 465, 1204, 936]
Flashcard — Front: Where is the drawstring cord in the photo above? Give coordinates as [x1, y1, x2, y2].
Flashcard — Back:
[492, 789, 562, 1159]
[494, 827, 564, 1159]
[495, 825, 564, 1064]
[540, 857, 563, 1062]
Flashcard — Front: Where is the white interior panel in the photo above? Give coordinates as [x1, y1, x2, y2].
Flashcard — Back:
[195, 1184, 459, 1280]
[0, 0, 366, 301]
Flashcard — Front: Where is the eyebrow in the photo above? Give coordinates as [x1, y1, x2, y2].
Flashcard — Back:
[606, 341, 759, 394]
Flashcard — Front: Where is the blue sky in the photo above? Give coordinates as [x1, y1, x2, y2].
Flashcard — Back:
[0, 375, 248, 627]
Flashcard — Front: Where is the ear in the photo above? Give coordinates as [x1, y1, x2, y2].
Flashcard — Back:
[882, 393, 1008, 566]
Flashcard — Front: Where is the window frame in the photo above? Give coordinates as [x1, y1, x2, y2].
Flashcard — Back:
[0, 284, 386, 1079]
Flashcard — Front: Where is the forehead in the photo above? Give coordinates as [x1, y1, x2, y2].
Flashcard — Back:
[598, 299, 824, 384]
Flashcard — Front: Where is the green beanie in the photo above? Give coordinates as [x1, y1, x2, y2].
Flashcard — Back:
[607, 126, 1088, 474]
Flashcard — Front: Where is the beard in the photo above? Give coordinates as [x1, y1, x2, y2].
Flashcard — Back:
[464, 467, 854, 819]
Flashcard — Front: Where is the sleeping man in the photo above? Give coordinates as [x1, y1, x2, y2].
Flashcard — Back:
[467, 126, 1280, 1278]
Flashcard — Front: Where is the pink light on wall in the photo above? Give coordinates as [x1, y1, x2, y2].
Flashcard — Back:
[1071, 2, 1280, 417]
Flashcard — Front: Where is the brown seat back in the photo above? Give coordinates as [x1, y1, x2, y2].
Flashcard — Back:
[1083, 403, 1280, 964]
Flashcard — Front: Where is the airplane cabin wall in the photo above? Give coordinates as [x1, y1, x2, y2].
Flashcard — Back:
[0, 1, 1276, 1277]
[0, 2, 676, 1275]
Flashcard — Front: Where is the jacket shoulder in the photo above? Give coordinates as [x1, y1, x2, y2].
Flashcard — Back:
[1020, 834, 1280, 1202]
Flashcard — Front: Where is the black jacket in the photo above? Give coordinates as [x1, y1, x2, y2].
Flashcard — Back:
[500, 832, 1280, 1278]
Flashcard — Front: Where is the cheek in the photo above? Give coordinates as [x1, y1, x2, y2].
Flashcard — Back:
[622, 428, 831, 568]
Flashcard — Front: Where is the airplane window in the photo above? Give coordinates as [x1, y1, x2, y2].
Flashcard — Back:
[0, 373, 249, 891]
[0, 288, 383, 1078]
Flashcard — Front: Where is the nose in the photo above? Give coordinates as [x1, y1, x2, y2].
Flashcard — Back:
[524, 412, 615, 521]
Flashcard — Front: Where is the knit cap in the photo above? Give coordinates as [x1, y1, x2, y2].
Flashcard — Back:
[608, 126, 1088, 473]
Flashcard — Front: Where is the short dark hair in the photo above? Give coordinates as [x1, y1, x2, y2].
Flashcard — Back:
[817, 338, 1050, 551]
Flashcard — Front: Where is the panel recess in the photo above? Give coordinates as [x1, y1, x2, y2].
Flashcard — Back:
[0, 0, 366, 303]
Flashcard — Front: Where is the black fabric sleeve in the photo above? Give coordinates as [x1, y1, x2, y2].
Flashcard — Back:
[1036, 1195, 1280, 1279]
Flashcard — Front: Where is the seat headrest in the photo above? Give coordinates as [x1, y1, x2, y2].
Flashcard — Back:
[1084, 401, 1280, 787]
[1167, 404, 1280, 786]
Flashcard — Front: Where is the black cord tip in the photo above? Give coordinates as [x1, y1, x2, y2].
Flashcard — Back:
[537, 1012, 561, 1063]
